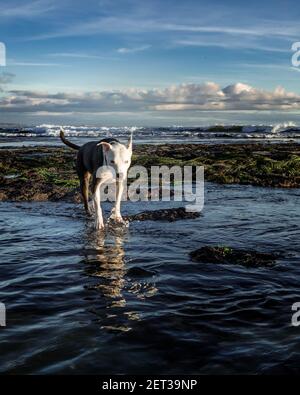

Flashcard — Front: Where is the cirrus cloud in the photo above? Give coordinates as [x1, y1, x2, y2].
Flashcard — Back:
[117, 45, 151, 54]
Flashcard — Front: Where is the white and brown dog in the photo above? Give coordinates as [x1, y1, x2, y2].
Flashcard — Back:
[60, 127, 132, 229]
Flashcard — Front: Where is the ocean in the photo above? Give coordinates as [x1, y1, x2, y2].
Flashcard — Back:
[0, 122, 300, 147]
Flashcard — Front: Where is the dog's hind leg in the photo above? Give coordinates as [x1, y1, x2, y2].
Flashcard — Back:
[76, 152, 91, 214]
[80, 172, 91, 214]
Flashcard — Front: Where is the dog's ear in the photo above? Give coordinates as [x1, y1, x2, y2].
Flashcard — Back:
[97, 141, 112, 152]
[127, 131, 133, 151]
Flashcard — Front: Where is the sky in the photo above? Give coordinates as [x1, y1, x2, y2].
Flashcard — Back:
[0, 0, 300, 126]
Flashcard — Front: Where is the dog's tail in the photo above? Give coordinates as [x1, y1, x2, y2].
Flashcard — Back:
[59, 127, 80, 150]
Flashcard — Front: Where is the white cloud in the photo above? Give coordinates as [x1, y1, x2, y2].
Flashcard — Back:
[174, 37, 289, 53]
[47, 52, 115, 60]
[0, 0, 57, 19]
[8, 61, 63, 66]
[1, 82, 300, 114]
[25, 9, 300, 44]
[117, 45, 151, 54]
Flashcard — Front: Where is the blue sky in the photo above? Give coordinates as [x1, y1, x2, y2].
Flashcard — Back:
[0, 0, 300, 125]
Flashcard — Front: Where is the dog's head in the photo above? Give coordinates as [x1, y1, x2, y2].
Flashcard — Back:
[98, 132, 133, 180]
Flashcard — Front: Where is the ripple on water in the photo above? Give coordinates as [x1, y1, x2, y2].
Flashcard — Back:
[0, 183, 300, 373]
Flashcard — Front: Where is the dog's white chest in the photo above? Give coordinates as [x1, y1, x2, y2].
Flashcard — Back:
[96, 166, 116, 183]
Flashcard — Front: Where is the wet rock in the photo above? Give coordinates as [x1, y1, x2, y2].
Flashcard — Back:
[126, 207, 200, 222]
[189, 246, 279, 267]
[0, 191, 7, 200]
[31, 192, 49, 201]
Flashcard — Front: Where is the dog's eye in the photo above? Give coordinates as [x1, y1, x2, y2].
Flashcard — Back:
[110, 160, 115, 164]
[125, 160, 129, 164]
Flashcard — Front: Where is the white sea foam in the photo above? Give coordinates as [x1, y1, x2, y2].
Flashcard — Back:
[270, 122, 297, 134]
[0, 123, 300, 140]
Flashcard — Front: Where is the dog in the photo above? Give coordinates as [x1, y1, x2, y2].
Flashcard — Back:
[60, 127, 133, 230]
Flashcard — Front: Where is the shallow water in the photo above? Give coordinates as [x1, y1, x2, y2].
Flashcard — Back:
[1, 183, 300, 374]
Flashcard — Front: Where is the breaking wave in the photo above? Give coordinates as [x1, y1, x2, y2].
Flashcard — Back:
[0, 123, 300, 141]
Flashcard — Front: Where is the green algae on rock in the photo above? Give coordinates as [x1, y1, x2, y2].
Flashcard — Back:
[125, 207, 200, 222]
[189, 246, 279, 267]
[0, 142, 300, 202]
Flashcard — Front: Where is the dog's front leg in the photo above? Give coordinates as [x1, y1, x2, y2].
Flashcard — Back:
[114, 178, 125, 223]
[93, 181, 104, 230]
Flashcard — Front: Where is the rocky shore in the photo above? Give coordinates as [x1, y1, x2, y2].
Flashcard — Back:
[0, 142, 299, 202]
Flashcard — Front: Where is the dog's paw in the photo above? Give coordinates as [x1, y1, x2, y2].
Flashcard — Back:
[107, 215, 129, 228]
[95, 219, 105, 231]
[114, 216, 129, 227]
[108, 213, 126, 224]
[115, 216, 125, 224]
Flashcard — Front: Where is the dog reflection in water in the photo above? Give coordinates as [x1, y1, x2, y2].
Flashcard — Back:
[83, 228, 152, 332]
